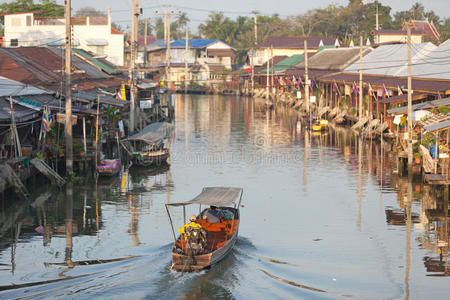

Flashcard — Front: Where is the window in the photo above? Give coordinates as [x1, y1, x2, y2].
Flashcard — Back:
[26, 16, 31, 26]
[10, 39, 18, 47]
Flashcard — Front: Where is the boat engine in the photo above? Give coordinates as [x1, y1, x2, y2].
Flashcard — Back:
[184, 227, 207, 255]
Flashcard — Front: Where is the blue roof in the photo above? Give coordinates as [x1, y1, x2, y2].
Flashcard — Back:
[171, 39, 221, 48]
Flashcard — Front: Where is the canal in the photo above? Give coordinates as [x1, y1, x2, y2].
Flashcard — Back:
[0, 95, 448, 299]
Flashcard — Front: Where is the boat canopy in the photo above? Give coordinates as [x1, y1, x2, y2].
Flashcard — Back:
[124, 122, 174, 144]
[167, 187, 243, 207]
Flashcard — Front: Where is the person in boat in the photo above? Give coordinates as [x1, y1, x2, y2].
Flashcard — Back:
[178, 215, 203, 234]
[203, 206, 221, 223]
[178, 215, 207, 255]
[203, 206, 234, 223]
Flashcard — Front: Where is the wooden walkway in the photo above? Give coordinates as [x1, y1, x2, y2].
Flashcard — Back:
[424, 174, 450, 185]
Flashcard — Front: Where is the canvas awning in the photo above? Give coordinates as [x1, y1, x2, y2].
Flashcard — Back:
[86, 39, 108, 46]
[387, 97, 450, 114]
[124, 122, 174, 144]
[379, 93, 427, 104]
[167, 187, 243, 207]
[424, 120, 450, 132]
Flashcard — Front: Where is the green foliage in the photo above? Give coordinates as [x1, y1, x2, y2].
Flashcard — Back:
[74, 6, 105, 17]
[152, 12, 190, 39]
[0, 0, 64, 26]
[421, 132, 435, 146]
[438, 105, 450, 114]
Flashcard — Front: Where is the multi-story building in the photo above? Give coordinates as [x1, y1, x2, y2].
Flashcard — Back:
[1, 10, 124, 66]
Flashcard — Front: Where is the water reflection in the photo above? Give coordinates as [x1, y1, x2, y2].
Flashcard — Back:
[0, 95, 449, 298]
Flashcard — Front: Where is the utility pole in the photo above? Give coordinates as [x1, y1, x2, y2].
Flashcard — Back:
[129, 0, 139, 134]
[304, 40, 310, 115]
[144, 18, 148, 68]
[359, 35, 363, 120]
[407, 25, 413, 167]
[65, 0, 73, 174]
[376, 2, 379, 30]
[271, 45, 274, 95]
[266, 50, 270, 99]
[185, 28, 189, 94]
[252, 10, 258, 44]
[250, 10, 258, 96]
[157, 6, 180, 87]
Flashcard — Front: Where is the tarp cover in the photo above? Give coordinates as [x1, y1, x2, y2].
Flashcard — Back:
[124, 122, 174, 144]
[167, 187, 243, 207]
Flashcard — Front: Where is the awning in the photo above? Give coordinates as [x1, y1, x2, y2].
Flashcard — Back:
[379, 93, 427, 104]
[167, 187, 243, 207]
[387, 97, 450, 114]
[86, 39, 108, 46]
[424, 120, 450, 132]
[124, 122, 174, 144]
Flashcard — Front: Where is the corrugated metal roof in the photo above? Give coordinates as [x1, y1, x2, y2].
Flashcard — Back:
[424, 120, 450, 132]
[320, 73, 450, 93]
[344, 43, 437, 77]
[255, 37, 337, 49]
[48, 48, 111, 79]
[171, 39, 220, 48]
[296, 47, 372, 71]
[273, 54, 305, 73]
[86, 39, 109, 46]
[372, 29, 424, 35]
[407, 39, 450, 80]
[71, 48, 118, 75]
[0, 76, 50, 97]
[388, 97, 450, 114]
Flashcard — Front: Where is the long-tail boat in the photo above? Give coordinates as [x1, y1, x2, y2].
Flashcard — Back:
[165, 187, 243, 271]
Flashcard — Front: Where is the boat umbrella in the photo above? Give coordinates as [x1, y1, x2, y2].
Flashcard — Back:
[165, 187, 243, 242]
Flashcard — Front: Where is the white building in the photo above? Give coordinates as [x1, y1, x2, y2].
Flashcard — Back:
[2, 10, 124, 66]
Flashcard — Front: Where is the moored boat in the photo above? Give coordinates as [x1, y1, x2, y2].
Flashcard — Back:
[97, 159, 121, 176]
[122, 122, 174, 167]
[166, 187, 243, 271]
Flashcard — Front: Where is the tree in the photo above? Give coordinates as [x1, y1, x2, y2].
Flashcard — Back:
[74, 6, 106, 17]
[0, 0, 64, 18]
[0, 0, 64, 33]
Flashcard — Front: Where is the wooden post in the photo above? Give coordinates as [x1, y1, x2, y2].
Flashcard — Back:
[407, 24, 413, 167]
[359, 35, 363, 120]
[82, 116, 87, 162]
[185, 28, 189, 94]
[9, 96, 21, 157]
[65, 0, 73, 174]
[304, 40, 310, 115]
[95, 95, 100, 170]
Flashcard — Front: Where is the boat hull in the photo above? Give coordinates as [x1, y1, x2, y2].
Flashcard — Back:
[171, 227, 239, 271]
[131, 150, 170, 167]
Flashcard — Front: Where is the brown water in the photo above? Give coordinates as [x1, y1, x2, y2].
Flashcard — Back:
[0, 94, 448, 299]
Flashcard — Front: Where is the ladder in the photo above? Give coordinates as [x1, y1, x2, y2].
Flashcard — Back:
[30, 158, 66, 186]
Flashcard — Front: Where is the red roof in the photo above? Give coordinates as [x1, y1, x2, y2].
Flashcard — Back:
[0, 10, 42, 17]
[111, 27, 124, 35]
[403, 20, 440, 40]
[0, 47, 121, 91]
[137, 36, 157, 47]
[372, 29, 424, 35]
[254, 36, 338, 49]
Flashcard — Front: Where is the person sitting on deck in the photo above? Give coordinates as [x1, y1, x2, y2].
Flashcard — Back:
[203, 206, 222, 223]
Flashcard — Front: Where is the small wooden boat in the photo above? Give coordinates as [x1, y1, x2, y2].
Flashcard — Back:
[319, 119, 328, 129]
[122, 122, 174, 167]
[97, 159, 121, 176]
[166, 187, 243, 271]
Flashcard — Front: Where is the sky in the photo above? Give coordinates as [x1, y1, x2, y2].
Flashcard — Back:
[2, 1, 449, 33]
